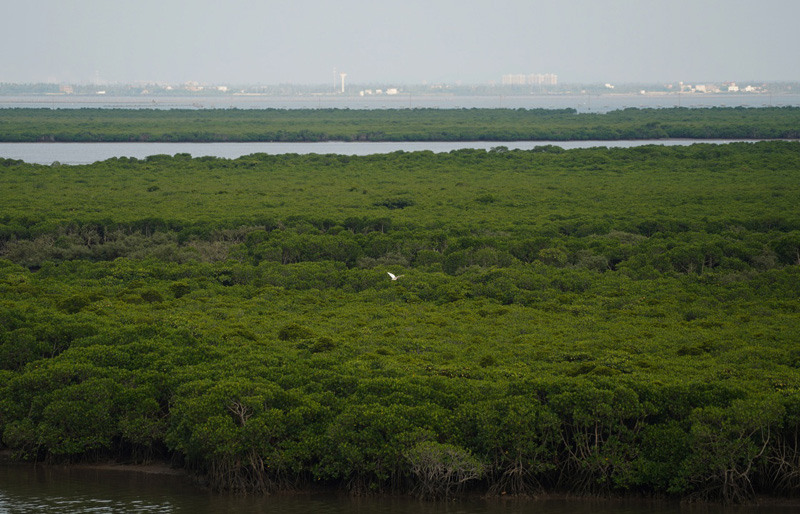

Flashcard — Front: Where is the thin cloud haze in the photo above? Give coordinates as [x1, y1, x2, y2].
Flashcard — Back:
[3, 0, 797, 85]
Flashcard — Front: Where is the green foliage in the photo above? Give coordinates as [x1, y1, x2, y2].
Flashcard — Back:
[169, 281, 191, 298]
[1, 107, 799, 142]
[405, 441, 484, 499]
[679, 396, 784, 503]
[0, 139, 799, 501]
[139, 289, 164, 303]
[277, 323, 314, 342]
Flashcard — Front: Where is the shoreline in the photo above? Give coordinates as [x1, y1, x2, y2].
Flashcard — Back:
[2, 453, 799, 507]
[0, 450, 184, 476]
[69, 459, 187, 476]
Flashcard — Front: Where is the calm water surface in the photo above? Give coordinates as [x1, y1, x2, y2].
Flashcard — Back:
[2, 93, 799, 112]
[1, 464, 797, 514]
[2, 92, 795, 165]
[0, 140, 768, 165]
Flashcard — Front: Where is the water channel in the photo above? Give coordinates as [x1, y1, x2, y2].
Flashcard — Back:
[1, 462, 798, 514]
[2, 92, 800, 112]
[0, 139, 770, 165]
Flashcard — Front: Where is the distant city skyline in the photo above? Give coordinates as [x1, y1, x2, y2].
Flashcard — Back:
[6, 78, 791, 92]
[2, 1, 798, 86]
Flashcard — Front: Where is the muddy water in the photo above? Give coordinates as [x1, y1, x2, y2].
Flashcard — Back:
[2, 463, 799, 514]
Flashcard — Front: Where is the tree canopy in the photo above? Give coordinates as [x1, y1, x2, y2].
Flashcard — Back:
[1, 141, 799, 502]
[0, 106, 798, 142]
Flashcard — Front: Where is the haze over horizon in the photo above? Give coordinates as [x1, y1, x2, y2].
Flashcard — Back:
[3, 0, 797, 86]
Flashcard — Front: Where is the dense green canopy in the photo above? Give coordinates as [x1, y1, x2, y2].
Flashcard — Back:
[1, 106, 799, 142]
[1, 141, 799, 502]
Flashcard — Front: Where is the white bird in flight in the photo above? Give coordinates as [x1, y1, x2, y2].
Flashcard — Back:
[387, 272, 405, 281]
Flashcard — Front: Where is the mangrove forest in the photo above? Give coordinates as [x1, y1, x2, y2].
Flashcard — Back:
[0, 140, 799, 503]
[1, 106, 799, 142]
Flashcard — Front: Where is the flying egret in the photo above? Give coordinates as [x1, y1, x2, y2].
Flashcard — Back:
[387, 272, 404, 281]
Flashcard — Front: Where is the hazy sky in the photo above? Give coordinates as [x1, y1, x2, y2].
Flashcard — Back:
[3, 0, 797, 85]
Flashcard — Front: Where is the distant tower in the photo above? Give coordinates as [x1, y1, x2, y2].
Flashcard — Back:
[340, 73, 347, 93]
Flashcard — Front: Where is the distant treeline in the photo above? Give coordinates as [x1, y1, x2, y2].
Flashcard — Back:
[1, 106, 799, 142]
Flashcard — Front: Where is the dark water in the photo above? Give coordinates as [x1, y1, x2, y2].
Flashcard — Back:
[0, 464, 797, 514]
[0, 139, 768, 166]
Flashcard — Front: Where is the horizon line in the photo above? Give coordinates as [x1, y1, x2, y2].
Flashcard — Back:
[2, 79, 799, 88]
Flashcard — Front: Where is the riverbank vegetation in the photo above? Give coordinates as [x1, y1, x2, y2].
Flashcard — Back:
[1, 106, 799, 142]
[1, 142, 799, 503]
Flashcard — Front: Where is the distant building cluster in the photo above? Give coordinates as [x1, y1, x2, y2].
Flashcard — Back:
[680, 82, 765, 94]
[501, 73, 558, 86]
[177, 81, 228, 93]
[359, 88, 400, 96]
